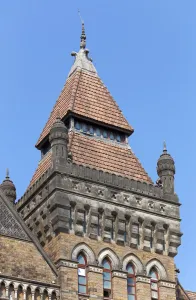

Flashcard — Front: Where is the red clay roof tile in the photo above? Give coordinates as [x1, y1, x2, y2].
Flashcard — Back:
[36, 70, 133, 147]
[187, 291, 196, 299]
[30, 132, 152, 187]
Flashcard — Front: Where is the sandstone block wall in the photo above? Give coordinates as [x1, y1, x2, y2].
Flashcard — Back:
[0, 235, 57, 284]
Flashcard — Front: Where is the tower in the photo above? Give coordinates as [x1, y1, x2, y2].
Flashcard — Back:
[1, 169, 16, 204]
[157, 142, 176, 201]
[16, 22, 182, 300]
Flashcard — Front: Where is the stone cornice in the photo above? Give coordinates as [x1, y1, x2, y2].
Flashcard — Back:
[16, 161, 180, 210]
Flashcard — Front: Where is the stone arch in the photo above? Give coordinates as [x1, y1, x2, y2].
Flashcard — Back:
[35, 288, 41, 300]
[71, 243, 96, 264]
[0, 281, 6, 298]
[17, 285, 24, 300]
[26, 286, 32, 300]
[98, 248, 120, 270]
[8, 283, 15, 300]
[146, 259, 168, 280]
[122, 253, 144, 274]
[51, 291, 57, 300]
[43, 289, 49, 300]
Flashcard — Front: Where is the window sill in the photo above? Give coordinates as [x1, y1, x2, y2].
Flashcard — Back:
[78, 293, 90, 298]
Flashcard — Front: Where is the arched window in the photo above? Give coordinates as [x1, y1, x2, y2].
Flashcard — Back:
[77, 253, 87, 294]
[102, 258, 112, 299]
[17, 286, 24, 300]
[127, 263, 136, 300]
[0, 282, 6, 298]
[150, 268, 159, 300]
[8, 284, 15, 300]
[26, 287, 32, 300]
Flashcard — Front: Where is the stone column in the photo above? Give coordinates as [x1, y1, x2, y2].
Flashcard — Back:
[87, 265, 103, 300]
[57, 260, 78, 300]
[136, 276, 151, 300]
[159, 280, 176, 300]
[112, 271, 127, 300]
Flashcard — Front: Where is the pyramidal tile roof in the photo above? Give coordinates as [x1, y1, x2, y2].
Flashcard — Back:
[187, 291, 196, 299]
[28, 22, 152, 188]
[30, 132, 152, 187]
[36, 67, 133, 147]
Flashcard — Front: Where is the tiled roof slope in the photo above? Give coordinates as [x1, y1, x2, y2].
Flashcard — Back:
[36, 70, 133, 147]
[30, 132, 152, 187]
[187, 291, 196, 299]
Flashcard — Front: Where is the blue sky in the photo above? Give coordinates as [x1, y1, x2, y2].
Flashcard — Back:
[0, 0, 195, 291]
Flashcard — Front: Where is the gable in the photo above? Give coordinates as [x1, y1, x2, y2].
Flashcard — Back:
[0, 193, 30, 241]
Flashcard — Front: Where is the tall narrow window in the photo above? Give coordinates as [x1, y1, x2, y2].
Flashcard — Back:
[150, 269, 159, 300]
[150, 228, 153, 248]
[103, 258, 112, 299]
[83, 211, 86, 233]
[127, 264, 136, 300]
[133, 224, 140, 246]
[78, 253, 87, 294]
[69, 207, 73, 230]
[98, 214, 100, 236]
[124, 221, 127, 243]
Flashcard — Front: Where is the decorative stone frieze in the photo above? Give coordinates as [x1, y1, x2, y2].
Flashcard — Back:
[159, 280, 176, 289]
[88, 266, 103, 273]
[136, 276, 151, 284]
[56, 259, 78, 269]
[112, 271, 127, 278]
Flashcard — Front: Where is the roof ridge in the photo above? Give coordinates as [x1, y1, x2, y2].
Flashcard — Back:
[96, 75, 131, 129]
[0, 188, 58, 276]
[70, 69, 82, 112]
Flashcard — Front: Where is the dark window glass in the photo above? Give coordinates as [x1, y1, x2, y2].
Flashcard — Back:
[96, 128, 101, 136]
[103, 130, 108, 138]
[102, 258, 112, 299]
[77, 253, 87, 294]
[110, 132, 114, 140]
[116, 134, 121, 142]
[82, 123, 88, 133]
[127, 263, 136, 300]
[69, 207, 73, 230]
[150, 269, 159, 300]
[83, 212, 86, 233]
[89, 126, 94, 135]
[75, 122, 81, 130]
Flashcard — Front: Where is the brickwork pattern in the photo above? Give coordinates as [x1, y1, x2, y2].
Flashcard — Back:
[0, 236, 56, 283]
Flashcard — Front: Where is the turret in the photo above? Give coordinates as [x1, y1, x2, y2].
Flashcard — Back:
[49, 112, 69, 161]
[1, 169, 16, 204]
[157, 142, 175, 195]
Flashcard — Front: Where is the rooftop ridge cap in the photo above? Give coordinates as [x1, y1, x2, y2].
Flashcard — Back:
[35, 71, 78, 147]
[70, 69, 82, 112]
[68, 63, 98, 78]
[93, 72, 133, 130]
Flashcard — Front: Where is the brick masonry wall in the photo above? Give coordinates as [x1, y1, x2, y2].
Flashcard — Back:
[0, 235, 56, 284]
[44, 233, 176, 299]
[159, 286, 176, 300]
[136, 281, 151, 300]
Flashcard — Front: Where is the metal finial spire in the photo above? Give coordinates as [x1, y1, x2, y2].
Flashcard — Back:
[6, 168, 9, 179]
[78, 10, 86, 49]
[163, 141, 167, 153]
